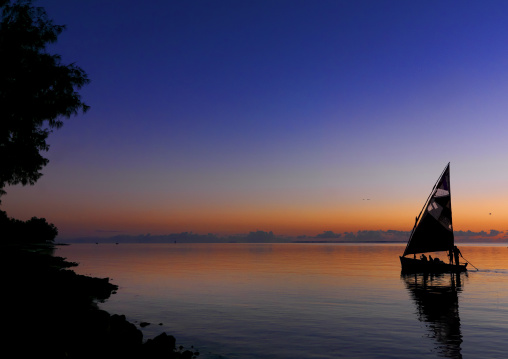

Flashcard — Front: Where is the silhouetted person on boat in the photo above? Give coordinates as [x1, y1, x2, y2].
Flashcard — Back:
[448, 246, 462, 265]
[453, 246, 461, 265]
[420, 254, 427, 261]
[429, 255, 433, 261]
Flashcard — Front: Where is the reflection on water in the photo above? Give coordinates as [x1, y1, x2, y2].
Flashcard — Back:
[402, 272, 465, 359]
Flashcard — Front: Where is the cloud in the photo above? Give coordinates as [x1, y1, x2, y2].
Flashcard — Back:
[245, 230, 275, 242]
[342, 230, 409, 242]
[335, 229, 505, 242]
[65, 228, 507, 244]
[315, 231, 341, 239]
[487, 229, 501, 237]
[454, 229, 504, 238]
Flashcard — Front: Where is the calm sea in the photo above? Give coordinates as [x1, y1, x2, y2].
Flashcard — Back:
[57, 243, 508, 359]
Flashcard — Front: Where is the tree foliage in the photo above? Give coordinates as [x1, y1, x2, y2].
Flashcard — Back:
[0, 209, 58, 242]
[0, 0, 89, 199]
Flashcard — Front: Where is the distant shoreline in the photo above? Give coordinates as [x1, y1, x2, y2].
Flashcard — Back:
[61, 239, 507, 245]
[60, 229, 508, 244]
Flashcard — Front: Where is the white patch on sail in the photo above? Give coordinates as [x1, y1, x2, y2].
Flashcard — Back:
[434, 188, 449, 197]
[427, 199, 452, 231]
[428, 200, 443, 220]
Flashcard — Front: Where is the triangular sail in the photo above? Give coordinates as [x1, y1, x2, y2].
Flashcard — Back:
[403, 164, 454, 256]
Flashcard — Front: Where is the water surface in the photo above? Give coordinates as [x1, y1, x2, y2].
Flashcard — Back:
[58, 243, 508, 358]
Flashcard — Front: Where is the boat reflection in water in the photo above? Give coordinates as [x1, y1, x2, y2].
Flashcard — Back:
[401, 272, 465, 359]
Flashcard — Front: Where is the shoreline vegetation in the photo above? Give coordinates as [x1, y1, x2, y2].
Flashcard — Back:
[2, 211, 199, 359]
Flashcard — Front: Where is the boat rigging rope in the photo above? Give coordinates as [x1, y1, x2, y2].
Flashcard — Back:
[461, 253, 479, 271]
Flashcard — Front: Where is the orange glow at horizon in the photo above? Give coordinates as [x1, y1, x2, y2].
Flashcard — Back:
[43, 197, 508, 239]
[4, 180, 508, 238]
[43, 199, 421, 237]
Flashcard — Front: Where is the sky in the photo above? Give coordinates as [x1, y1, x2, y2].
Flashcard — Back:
[3, 0, 508, 239]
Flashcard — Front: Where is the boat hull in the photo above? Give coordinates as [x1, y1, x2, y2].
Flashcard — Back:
[400, 256, 467, 273]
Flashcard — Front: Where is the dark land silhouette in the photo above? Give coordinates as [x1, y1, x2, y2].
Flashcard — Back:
[2, 210, 199, 358]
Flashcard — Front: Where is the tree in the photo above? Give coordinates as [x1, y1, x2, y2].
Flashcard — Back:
[0, 209, 58, 242]
[0, 0, 89, 201]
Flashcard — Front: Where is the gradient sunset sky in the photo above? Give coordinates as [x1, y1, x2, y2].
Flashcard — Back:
[3, 0, 508, 239]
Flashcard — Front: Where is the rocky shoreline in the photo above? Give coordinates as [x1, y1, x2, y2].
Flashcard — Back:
[3, 243, 199, 358]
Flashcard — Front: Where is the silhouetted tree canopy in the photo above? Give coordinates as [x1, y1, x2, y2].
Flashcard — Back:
[0, 0, 89, 200]
[0, 209, 58, 242]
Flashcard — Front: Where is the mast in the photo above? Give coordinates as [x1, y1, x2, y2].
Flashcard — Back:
[448, 163, 454, 238]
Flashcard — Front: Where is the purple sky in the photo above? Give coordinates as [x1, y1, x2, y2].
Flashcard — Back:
[3, 1, 508, 238]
